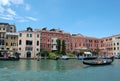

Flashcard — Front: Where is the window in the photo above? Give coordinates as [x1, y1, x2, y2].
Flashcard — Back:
[19, 48, 21, 50]
[0, 40, 4, 45]
[19, 33, 22, 37]
[25, 47, 33, 51]
[6, 42, 8, 46]
[117, 43, 119, 45]
[11, 37, 13, 39]
[30, 34, 32, 37]
[37, 41, 39, 46]
[6, 36, 8, 39]
[114, 43, 115, 46]
[19, 40, 22, 45]
[114, 47, 116, 50]
[27, 34, 29, 37]
[3, 28, 5, 30]
[37, 34, 39, 38]
[11, 43, 13, 46]
[36, 48, 39, 51]
[48, 44, 50, 48]
[26, 40, 32, 45]
[117, 47, 119, 50]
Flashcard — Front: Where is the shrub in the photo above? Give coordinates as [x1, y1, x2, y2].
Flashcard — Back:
[41, 50, 49, 57]
[66, 53, 75, 57]
[49, 53, 56, 59]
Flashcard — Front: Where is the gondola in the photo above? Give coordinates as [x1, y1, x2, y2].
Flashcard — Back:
[0, 57, 20, 61]
[83, 56, 114, 66]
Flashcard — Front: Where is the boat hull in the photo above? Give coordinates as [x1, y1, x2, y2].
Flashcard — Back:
[83, 56, 114, 66]
[0, 57, 19, 61]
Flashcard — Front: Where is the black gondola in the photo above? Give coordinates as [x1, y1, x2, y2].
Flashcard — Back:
[0, 57, 19, 61]
[83, 56, 114, 66]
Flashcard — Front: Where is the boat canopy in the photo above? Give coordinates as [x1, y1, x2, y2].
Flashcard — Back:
[84, 52, 92, 55]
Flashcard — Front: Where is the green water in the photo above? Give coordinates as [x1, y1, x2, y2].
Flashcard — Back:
[0, 59, 120, 81]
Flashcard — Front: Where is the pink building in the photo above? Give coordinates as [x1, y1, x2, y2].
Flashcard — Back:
[18, 27, 41, 58]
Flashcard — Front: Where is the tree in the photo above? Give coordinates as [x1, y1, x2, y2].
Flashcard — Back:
[92, 49, 100, 56]
[56, 39, 61, 54]
[61, 40, 66, 55]
[41, 50, 49, 59]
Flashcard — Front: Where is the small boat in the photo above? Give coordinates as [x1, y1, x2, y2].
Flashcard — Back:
[53, 57, 60, 60]
[0, 57, 20, 61]
[61, 56, 69, 60]
[83, 56, 114, 66]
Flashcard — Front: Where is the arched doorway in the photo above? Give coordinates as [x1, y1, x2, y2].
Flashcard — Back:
[26, 52, 31, 58]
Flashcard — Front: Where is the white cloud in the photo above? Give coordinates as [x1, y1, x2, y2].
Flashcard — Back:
[0, 14, 14, 20]
[0, 0, 24, 6]
[0, 0, 37, 22]
[26, 17, 37, 21]
[7, 8, 16, 16]
[0, 0, 10, 6]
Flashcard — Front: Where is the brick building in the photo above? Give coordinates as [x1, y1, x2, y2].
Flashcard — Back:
[71, 33, 102, 53]
[40, 28, 71, 52]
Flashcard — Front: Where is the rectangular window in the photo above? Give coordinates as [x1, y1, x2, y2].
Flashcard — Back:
[37, 34, 39, 38]
[27, 34, 29, 37]
[19, 33, 22, 37]
[19, 40, 22, 45]
[19, 48, 21, 50]
[26, 40, 32, 45]
[3, 28, 5, 30]
[117, 47, 119, 50]
[37, 41, 39, 46]
[117, 43, 119, 45]
[25, 47, 33, 51]
[30, 34, 32, 37]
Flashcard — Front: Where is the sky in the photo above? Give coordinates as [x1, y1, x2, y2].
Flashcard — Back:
[0, 0, 120, 38]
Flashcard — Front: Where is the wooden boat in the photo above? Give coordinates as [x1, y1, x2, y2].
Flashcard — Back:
[0, 57, 20, 61]
[83, 56, 114, 66]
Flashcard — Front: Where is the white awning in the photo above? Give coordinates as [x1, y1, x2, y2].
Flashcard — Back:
[84, 52, 92, 55]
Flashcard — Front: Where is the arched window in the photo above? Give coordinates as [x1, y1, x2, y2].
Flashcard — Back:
[19, 40, 22, 45]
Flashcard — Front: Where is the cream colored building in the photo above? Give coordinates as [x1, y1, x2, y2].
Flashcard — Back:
[18, 27, 41, 58]
[112, 34, 120, 55]
[102, 34, 120, 56]
[6, 32, 18, 52]
[0, 26, 6, 50]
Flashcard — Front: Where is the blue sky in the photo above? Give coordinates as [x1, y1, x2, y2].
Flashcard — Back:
[0, 0, 120, 38]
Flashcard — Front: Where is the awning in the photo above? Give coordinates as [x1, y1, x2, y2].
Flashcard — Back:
[75, 47, 87, 50]
[84, 52, 92, 55]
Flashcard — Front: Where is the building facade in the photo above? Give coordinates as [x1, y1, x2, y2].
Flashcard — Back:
[0, 23, 16, 50]
[18, 27, 41, 58]
[71, 33, 102, 53]
[6, 32, 18, 52]
[40, 28, 71, 52]
[112, 35, 120, 55]
[101, 34, 120, 56]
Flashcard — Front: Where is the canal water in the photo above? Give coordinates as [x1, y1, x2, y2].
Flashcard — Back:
[0, 59, 120, 81]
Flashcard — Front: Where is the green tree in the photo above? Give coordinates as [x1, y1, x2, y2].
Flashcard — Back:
[41, 50, 49, 59]
[92, 49, 100, 56]
[56, 39, 61, 54]
[61, 40, 66, 55]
